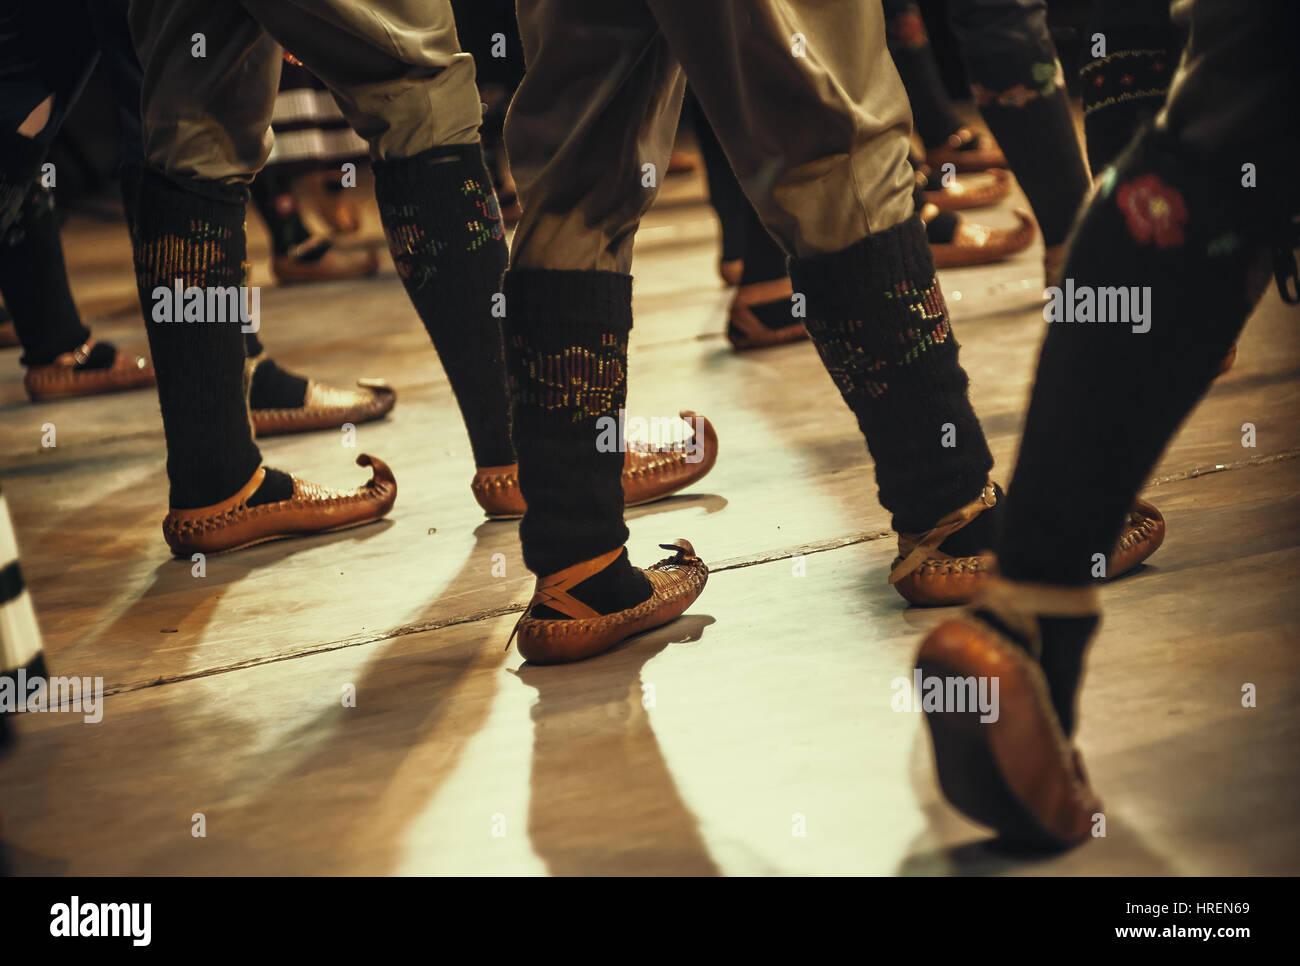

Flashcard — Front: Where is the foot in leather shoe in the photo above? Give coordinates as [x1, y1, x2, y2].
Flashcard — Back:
[248, 354, 395, 437]
[471, 412, 718, 519]
[726, 278, 808, 350]
[23, 338, 154, 401]
[915, 601, 1102, 848]
[891, 484, 1166, 606]
[0, 318, 17, 349]
[514, 540, 708, 664]
[924, 128, 1009, 174]
[924, 169, 1013, 213]
[272, 237, 380, 286]
[162, 454, 396, 556]
[927, 207, 1037, 269]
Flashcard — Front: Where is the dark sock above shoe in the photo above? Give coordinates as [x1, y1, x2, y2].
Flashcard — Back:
[1, 185, 91, 366]
[530, 549, 653, 620]
[691, 90, 750, 265]
[373, 143, 515, 468]
[733, 206, 800, 333]
[973, 607, 1098, 737]
[933, 483, 1002, 556]
[739, 204, 789, 286]
[917, 182, 960, 243]
[790, 215, 993, 533]
[248, 357, 308, 410]
[132, 166, 262, 510]
[998, 129, 1274, 586]
[0, 130, 47, 235]
[504, 268, 633, 577]
[246, 467, 295, 508]
[75, 340, 118, 371]
[886, 5, 966, 150]
[249, 170, 313, 258]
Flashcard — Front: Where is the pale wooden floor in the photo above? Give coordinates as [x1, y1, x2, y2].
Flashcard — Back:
[1, 162, 1298, 875]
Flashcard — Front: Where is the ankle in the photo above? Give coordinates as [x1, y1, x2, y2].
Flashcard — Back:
[248, 356, 308, 409]
[972, 577, 1101, 736]
[529, 548, 653, 620]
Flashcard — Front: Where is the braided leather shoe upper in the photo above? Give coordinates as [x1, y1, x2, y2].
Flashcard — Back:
[472, 412, 718, 519]
[23, 340, 155, 401]
[514, 539, 708, 665]
[251, 378, 395, 436]
[162, 454, 396, 556]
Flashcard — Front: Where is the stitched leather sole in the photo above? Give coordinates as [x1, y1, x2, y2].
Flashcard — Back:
[24, 356, 155, 401]
[472, 413, 718, 519]
[894, 499, 1166, 607]
[252, 379, 395, 436]
[925, 168, 1012, 212]
[917, 617, 1100, 848]
[930, 209, 1035, 269]
[162, 454, 396, 556]
[516, 543, 708, 665]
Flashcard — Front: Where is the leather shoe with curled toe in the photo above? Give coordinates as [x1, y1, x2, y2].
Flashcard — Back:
[924, 127, 1008, 173]
[23, 339, 154, 401]
[162, 454, 396, 556]
[891, 485, 1166, 606]
[925, 168, 1012, 212]
[513, 540, 709, 665]
[471, 412, 718, 519]
[928, 209, 1036, 269]
[252, 377, 396, 436]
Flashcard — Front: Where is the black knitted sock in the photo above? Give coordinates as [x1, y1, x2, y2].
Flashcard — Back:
[789, 215, 993, 532]
[0, 185, 91, 366]
[1081, 1, 1181, 174]
[973, 607, 1099, 737]
[739, 203, 787, 286]
[979, 88, 1090, 247]
[736, 202, 799, 332]
[529, 549, 653, 620]
[241, 331, 309, 409]
[132, 167, 263, 509]
[120, 162, 143, 243]
[503, 268, 652, 615]
[0, 130, 46, 235]
[964, 45, 1091, 248]
[886, 2, 965, 149]
[691, 94, 749, 265]
[249, 169, 313, 257]
[248, 466, 294, 507]
[373, 143, 514, 468]
[916, 182, 959, 244]
[248, 357, 308, 410]
[999, 127, 1278, 587]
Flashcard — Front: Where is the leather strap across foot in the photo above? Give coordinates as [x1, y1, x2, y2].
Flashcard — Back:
[890, 480, 997, 584]
[511, 540, 708, 664]
[528, 546, 625, 620]
[471, 413, 717, 519]
[972, 575, 1101, 659]
[162, 453, 396, 555]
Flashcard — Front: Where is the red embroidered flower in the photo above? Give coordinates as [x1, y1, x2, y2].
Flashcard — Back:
[1116, 174, 1188, 247]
